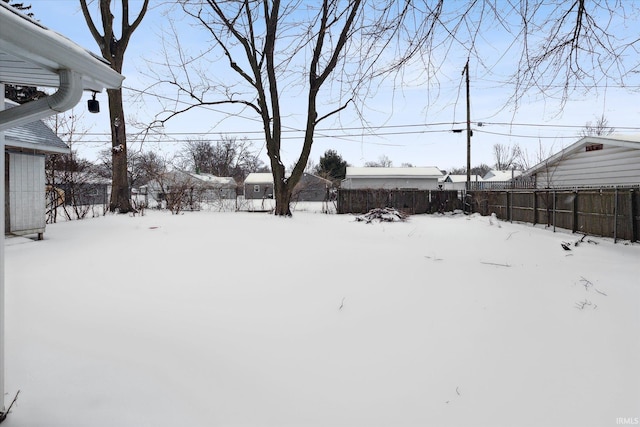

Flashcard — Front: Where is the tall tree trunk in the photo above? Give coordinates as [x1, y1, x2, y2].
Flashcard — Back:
[107, 88, 132, 212]
[80, 0, 148, 214]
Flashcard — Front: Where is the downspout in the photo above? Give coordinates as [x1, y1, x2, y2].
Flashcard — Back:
[0, 69, 84, 131]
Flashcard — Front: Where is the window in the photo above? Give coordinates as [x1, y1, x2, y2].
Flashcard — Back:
[586, 144, 603, 152]
[254, 184, 260, 192]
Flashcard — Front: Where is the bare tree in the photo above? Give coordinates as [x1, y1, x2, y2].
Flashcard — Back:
[145, 1, 639, 215]
[181, 136, 266, 183]
[492, 143, 522, 171]
[149, 1, 433, 216]
[80, 0, 149, 213]
[44, 111, 106, 222]
[580, 114, 615, 137]
[364, 155, 393, 168]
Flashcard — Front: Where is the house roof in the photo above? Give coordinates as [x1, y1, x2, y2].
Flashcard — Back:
[188, 172, 236, 187]
[0, 2, 123, 91]
[244, 173, 274, 184]
[524, 135, 640, 176]
[0, 2, 124, 131]
[483, 169, 523, 181]
[443, 174, 483, 183]
[346, 167, 443, 178]
[3, 101, 69, 154]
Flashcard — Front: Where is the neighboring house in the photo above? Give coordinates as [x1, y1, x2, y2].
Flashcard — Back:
[440, 174, 483, 190]
[244, 172, 274, 199]
[292, 173, 332, 202]
[145, 170, 237, 207]
[482, 169, 523, 181]
[243, 172, 333, 201]
[188, 172, 237, 200]
[51, 172, 111, 207]
[523, 135, 640, 188]
[341, 167, 444, 190]
[4, 102, 70, 239]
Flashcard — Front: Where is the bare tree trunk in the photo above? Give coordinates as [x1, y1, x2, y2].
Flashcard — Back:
[80, 0, 148, 214]
[107, 88, 132, 212]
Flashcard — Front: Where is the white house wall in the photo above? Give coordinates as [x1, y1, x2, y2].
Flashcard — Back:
[342, 177, 439, 190]
[8, 152, 45, 235]
[535, 145, 640, 188]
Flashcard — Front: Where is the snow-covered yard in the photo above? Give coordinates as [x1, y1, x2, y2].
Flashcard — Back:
[4, 209, 640, 427]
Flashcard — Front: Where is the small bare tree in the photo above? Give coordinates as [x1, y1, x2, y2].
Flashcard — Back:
[580, 114, 615, 137]
[364, 155, 393, 168]
[493, 143, 522, 171]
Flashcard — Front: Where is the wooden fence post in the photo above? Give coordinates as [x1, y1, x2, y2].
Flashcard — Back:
[614, 187, 618, 243]
[631, 189, 638, 242]
[552, 191, 557, 232]
[572, 190, 578, 233]
[532, 191, 538, 225]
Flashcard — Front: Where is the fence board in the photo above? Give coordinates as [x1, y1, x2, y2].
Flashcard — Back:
[337, 189, 461, 214]
[468, 187, 639, 242]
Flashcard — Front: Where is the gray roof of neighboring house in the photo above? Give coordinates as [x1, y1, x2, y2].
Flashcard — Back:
[3, 101, 69, 154]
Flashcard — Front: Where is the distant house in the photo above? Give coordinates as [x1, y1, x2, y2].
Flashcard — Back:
[341, 167, 444, 190]
[441, 174, 483, 190]
[188, 173, 237, 199]
[4, 102, 70, 239]
[483, 169, 523, 181]
[243, 172, 332, 201]
[523, 135, 640, 188]
[145, 170, 237, 207]
[292, 173, 332, 201]
[244, 172, 274, 199]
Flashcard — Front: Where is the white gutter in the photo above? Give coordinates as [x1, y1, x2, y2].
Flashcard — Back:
[0, 69, 83, 132]
[0, 2, 124, 92]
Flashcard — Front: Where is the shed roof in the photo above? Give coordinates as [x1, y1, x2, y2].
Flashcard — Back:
[188, 173, 236, 187]
[346, 167, 443, 178]
[524, 135, 640, 176]
[244, 173, 274, 184]
[3, 101, 69, 154]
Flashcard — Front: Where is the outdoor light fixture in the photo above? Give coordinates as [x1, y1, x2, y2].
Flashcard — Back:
[88, 92, 99, 113]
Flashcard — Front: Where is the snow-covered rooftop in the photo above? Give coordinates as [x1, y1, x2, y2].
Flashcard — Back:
[346, 167, 443, 178]
[3, 101, 70, 154]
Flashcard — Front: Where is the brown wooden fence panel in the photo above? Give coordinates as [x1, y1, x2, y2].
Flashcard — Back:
[337, 189, 461, 214]
[468, 187, 639, 242]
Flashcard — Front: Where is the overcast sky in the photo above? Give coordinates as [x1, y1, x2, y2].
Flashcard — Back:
[24, 0, 640, 172]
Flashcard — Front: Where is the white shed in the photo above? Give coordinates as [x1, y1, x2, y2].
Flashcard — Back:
[4, 103, 70, 239]
[524, 136, 640, 188]
[341, 167, 444, 190]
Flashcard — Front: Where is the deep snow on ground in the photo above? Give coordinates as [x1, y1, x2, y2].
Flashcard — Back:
[3, 209, 640, 427]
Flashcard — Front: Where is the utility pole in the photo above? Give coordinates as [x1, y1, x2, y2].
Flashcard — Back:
[463, 60, 472, 188]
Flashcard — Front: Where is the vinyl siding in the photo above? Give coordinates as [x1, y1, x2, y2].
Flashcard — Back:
[8, 152, 45, 234]
[535, 145, 640, 188]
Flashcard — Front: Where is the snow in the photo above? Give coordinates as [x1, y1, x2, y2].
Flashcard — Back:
[3, 208, 640, 426]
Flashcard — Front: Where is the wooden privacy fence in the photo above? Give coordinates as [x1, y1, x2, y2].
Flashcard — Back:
[468, 187, 640, 242]
[337, 189, 462, 214]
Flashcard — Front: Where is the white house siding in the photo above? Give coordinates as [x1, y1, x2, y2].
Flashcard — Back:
[7, 152, 45, 235]
[535, 145, 640, 188]
[341, 177, 439, 190]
